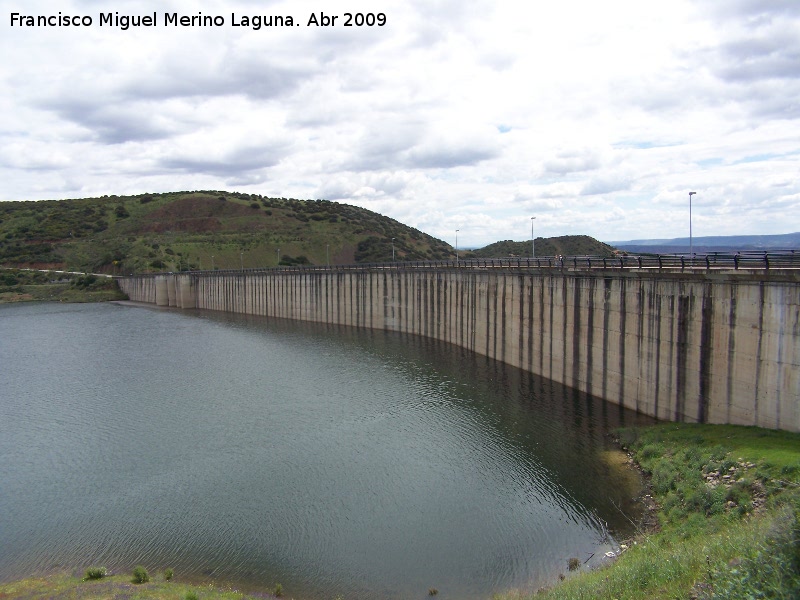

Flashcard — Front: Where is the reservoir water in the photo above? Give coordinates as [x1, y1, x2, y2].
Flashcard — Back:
[0, 301, 653, 599]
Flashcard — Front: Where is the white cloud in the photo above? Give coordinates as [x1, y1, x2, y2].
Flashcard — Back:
[1, 0, 799, 245]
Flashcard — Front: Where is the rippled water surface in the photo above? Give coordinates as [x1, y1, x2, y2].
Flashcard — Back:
[0, 302, 652, 599]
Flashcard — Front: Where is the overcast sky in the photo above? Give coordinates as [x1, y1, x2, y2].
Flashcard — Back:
[1, 0, 798, 246]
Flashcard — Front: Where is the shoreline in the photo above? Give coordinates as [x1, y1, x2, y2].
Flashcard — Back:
[0, 270, 127, 304]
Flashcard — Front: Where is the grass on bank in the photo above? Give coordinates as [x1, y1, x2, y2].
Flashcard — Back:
[0, 571, 281, 600]
[495, 423, 800, 600]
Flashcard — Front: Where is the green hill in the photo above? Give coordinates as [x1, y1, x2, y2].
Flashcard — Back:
[0, 191, 453, 274]
[467, 235, 616, 259]
[0, 193, 618, 274]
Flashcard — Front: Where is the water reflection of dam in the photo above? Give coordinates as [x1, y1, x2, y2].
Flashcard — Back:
[118, 265, 800, 432]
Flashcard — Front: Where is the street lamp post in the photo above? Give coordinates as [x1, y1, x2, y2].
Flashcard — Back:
[530, 216, 536, 259]
[689, 191, 696, 265]
[455, 230, 460, 267]
[391, 238, 395, 262]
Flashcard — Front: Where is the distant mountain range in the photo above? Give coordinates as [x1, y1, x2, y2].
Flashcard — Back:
[609, 232, 800, 254]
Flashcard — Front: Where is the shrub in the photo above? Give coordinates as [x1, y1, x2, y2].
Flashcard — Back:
[72, 274, 98, 289]
[132, 565, 150, 584]
[726, 481, 754, 514]
[639, 442, 665, 460]
[274, 583, 283, 597]
[568, 557, 580, 571]
[684, 485, 726, 516]
[278, 254, 311, 266]
[651, 461, 682, 495]
[83, 567, 107, 580]
[164, 568, 174, 581]
[683, 446, 703, 465]
[185, 592, 199, 600]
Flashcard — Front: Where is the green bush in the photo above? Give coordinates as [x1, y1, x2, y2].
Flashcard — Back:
[278, 254, 311, 266]
[71, 274, 98, 289]
[274, 582, 283, 597]
[83, 567, 107, 580]
[132, 565, 149, 584]
[568, 557, 580, 571]
[163, 568, 174, 581]
[684, 485, 726, 516]
[682, 446, 703, 465]
[651, 461, 683, 495]
[726, 481, 754, 514]
[185, 592, 199, 600]
[639, 442, 665, 460]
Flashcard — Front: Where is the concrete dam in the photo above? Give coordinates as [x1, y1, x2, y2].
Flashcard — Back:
[118, 263, 800, 432]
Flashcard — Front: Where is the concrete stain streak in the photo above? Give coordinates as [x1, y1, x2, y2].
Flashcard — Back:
[699, 283, 714, 423]
[121, 269, 800, 432]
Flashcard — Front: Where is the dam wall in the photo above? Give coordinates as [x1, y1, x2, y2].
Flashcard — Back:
[118, 268, 800, 432]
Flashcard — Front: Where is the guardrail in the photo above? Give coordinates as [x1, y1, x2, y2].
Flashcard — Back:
[127, 249, 800, 277]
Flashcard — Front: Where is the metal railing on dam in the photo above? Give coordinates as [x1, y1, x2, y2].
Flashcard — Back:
[124, 249, 800, 278]
[118, 251, 800, 433]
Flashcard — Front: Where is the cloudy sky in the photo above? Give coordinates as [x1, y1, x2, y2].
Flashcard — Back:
[1, 0, 799, 246]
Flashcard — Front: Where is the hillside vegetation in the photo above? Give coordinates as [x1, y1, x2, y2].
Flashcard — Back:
[0, 268, 126, 303]
[0, 192, 617, 275]
[497, 423, 800, 600]
[0, 191, 453, 274]
[468, 236, 616, 259]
